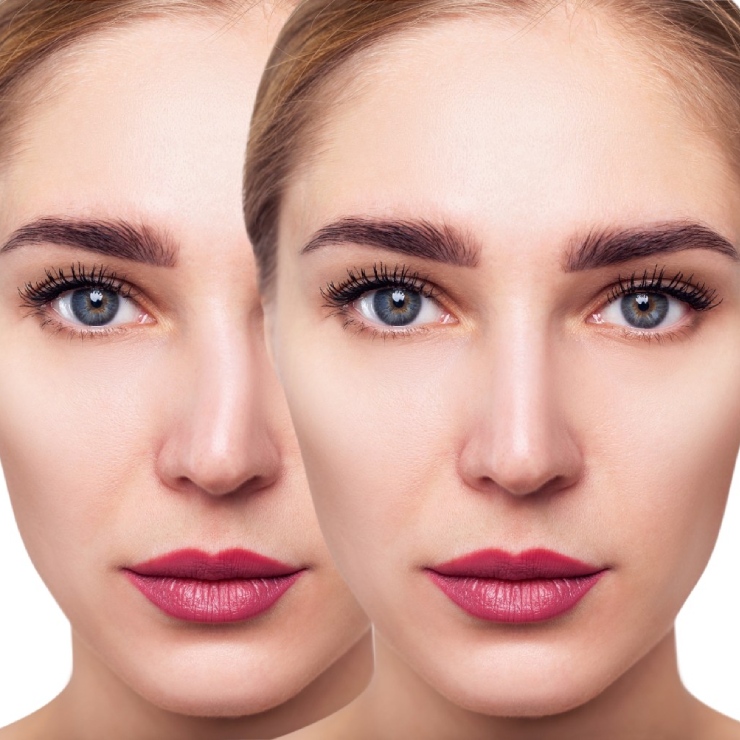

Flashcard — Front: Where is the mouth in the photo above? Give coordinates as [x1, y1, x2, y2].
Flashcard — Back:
[124, 548, 305, 623]
[426, 548, 606, 624]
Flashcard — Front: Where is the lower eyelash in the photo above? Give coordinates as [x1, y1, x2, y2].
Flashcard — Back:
[607, 266, 721, 312]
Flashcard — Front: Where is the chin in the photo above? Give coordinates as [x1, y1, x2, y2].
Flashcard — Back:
[440, 678, 605, 719]
[421, 646, 622, 720]
[113, 644, 309, 718]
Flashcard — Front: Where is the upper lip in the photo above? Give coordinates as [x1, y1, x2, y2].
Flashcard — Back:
[125, 548, 303, 580]
[429, 548, 603, 580]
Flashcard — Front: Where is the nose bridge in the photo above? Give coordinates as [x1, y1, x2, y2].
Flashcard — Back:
[459, 308, 582, 497]
[156, 314, 280, 498]
[190, 323, 255, 456]
[495, 316, 555, 449]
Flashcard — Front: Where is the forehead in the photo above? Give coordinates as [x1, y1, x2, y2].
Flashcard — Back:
[0, 12, 277, 248]
[282, 8, 740, 254]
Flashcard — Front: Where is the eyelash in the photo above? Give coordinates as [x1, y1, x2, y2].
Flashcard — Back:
[321, 262, 722, 340]
[322, 263, 441, 335]
[18, 263, 142, 338]
[606, 266, 720, 312]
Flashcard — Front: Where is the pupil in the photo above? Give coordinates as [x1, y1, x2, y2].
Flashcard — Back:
[71, 288, 120, 326]
[373, 288, 422, 326]
[620, 292, 668, 329]
[391, 290, 406, 308]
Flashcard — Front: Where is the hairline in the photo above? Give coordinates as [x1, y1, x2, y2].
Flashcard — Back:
[0, 0, 280, 167]
[257, 1, 740, 296]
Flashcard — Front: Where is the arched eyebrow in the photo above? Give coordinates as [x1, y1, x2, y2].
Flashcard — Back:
[564, 222, 738, 272]
[301, 218, 738, 271]
[300, 217, 480, 268]
[0, 217, 177, 267]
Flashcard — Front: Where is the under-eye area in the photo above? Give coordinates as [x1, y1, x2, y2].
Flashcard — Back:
[18, 262, 153, 338]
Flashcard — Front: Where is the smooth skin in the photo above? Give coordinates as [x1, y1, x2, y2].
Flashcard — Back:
[0, 5, 370, 740]
[266, 5, 740, 740]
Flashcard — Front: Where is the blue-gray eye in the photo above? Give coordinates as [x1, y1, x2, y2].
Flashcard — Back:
[355, 287, 450, 329]
[620, 293, 669, 329]
[371, 289, 422, 326]
[600, 291, 686, 332]
[53, 288, 143, 328]
[70, 288, 120, 326]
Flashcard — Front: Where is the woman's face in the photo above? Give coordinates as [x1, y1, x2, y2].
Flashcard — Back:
[270, 9, 740, 715]
[0, 11, 367, 717]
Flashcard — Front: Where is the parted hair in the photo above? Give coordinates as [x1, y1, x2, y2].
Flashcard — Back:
[244, 0, 740, 292]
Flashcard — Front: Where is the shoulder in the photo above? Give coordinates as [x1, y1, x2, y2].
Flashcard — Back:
[711, 714, 740, 739]
[693, 702, 740, 740]
[0, 702, 59, 740]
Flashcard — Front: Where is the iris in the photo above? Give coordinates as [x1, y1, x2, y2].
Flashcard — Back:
[621, 293, 669, 329]
[70, 288, 120, 326]
[372, 288, 422, 326]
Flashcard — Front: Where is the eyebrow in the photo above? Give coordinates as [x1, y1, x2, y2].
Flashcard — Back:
[0, 217, 177, 267]
[565, 222, 738, 272]
[300, 217, 480, 268]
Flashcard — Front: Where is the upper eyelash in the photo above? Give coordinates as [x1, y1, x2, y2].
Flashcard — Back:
[320, 262, 721, 342]
[606, 266, 721, 312]
[321, 263, 438, 308]
[18, 263, 138, 310]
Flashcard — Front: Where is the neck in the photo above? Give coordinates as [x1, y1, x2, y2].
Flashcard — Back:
[43, 629, 372, 740]
[336, 628, 702, 740]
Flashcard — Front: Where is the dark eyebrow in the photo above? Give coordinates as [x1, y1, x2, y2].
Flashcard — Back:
[0, 217, 177, 267]
[565, 222, 738, 272]
[300, 217, 480, 268]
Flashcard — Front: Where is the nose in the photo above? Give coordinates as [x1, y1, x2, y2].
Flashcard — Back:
[155, 324, 282, 498]
[457, 328, 584, 499]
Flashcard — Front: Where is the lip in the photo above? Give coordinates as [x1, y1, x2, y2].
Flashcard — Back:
[124, 548, 305, 623]
[427, 548, 606, 624]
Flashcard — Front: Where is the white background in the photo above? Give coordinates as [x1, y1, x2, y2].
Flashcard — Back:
[4, 0, 740, 714]
[1, 461, 740, 725]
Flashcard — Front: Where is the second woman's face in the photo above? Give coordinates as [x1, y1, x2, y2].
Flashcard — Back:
[270, 10, 740, 715]
[0, 11, 367, 718]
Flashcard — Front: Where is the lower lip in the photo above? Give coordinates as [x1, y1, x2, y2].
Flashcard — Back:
[125, 572, 303, 623]
[427, 572, 604, 623]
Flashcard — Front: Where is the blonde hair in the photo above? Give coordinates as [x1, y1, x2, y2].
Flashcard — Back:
[244, 0, 740, 290]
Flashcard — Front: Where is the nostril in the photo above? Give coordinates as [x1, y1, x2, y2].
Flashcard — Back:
[457, 421, 584, 499]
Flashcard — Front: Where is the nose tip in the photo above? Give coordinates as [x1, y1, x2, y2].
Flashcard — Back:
[457, 344, 584, 500]
[154, 333, 285, 500]
[459, 424, 583, 499]
[169, 436, 282, 498]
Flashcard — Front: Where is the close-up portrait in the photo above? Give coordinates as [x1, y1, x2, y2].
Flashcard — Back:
[0, 1, 371, 739]
[243, 0, 740, 738]
[2, 1, 740, 739]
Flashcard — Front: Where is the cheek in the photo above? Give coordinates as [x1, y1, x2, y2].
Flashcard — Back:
[580, 337, 740, 601]
[0, 334, 154, 594]
[277, 325, 457, 564]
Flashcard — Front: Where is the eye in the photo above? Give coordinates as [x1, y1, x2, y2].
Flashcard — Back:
[598, 291, 688, 331]
[52, 287, 146, 328]
[354, 287, 449, 328]
[322, 263, 456, 333]
[19, 264, 154, 337]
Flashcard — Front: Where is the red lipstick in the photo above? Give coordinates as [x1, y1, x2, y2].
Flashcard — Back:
[124, 549, 304, 623]
[427, 549, 605, 623]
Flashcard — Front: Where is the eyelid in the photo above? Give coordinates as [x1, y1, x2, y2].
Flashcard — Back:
[602, 267, 721, 312]
[587, 267, 722, 341]
[18, 263, 154, 338]
[322, 262, 457, 335]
